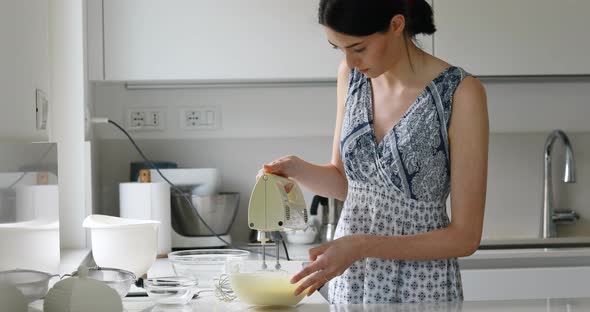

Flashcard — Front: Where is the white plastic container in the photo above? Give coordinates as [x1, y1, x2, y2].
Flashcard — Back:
[0, 220, 60, 273]
[83, 215, 159, 277]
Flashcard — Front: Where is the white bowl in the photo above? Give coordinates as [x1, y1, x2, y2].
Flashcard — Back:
[83, 215, 159, 277]
[284, 228, 318, 245]
[0, 220, 59, 273]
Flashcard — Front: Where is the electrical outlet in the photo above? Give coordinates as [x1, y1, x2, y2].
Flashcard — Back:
[180, 107, 220, 130]
[145, 111, 163, 127]
[127, 109, 165, 131]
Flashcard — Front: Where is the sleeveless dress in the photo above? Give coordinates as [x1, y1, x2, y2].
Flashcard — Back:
[328, 66, 470, 304]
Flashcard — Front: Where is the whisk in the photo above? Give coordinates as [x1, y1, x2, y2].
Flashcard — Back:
[213, 274, 236, 302]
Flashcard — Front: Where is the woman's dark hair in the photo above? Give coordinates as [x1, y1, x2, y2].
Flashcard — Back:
[318, 0, 436, 37]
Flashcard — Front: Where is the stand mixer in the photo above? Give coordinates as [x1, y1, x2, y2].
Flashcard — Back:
[248, 173, 308, 270]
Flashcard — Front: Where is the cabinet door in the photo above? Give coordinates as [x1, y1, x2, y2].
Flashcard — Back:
[0, 0, 49, 142]
[433, 0, 590, 76]
[462, 267, 590, 301]
[103, 0, 342, 81]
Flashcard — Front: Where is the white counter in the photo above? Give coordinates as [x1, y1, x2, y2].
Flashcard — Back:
[122, 297, 590, 312]
[28, 250, 590, 311]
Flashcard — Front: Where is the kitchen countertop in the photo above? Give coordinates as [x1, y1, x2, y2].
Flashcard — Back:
[73, 257, 590, 312]
[28, 249, 590, 311]
[118, 295, 590, 312]
[479, 236, 590, 249]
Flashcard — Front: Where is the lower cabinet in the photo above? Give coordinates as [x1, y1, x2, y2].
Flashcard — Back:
[462, 266, 590, 301]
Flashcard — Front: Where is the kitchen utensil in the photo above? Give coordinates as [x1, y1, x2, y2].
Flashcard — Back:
[69, 267, 136, 298]
[144, 276, 198, 305]
[0, 283, 27, 312]
[170, 191, 239, 247]
[213, 274, 236, 302]
[0, 220, 60, 273]
[82, 215, 159, 277]
[248, 173, 308, 270]
[168, 249, 249, 289]
[0, 269, 58, 303]
[149, 168, 235, 249]
[226, 260, 308, 306]
[284, 226, 318, 245]
[44, 266, 123, 312]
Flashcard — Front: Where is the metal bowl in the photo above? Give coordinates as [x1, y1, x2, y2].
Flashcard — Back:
[171, 192, 239, 236]
[0, 269, 57, 302]
[71, 267, 136, 298]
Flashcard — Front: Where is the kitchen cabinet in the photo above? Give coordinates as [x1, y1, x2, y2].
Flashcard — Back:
[94, 0, 341, 81]
[433, 0, 590, 76]
[0, 0, 50, 142]
[462, 266, 590, 301]
[89, 0, 434, 82]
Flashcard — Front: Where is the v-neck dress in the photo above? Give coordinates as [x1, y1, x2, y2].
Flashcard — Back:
[328, 66, 470, 304]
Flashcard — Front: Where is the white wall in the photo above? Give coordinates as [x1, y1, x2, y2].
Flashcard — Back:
[92, 79, 590, 243]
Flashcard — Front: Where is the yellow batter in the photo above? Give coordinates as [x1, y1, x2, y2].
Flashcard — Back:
[230, 271, 307, 306]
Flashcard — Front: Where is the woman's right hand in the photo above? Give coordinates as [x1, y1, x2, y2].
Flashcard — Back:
[256, 155, 303, 180]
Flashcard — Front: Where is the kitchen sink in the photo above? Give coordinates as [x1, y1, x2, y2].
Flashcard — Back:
[479, 236, 590, 250]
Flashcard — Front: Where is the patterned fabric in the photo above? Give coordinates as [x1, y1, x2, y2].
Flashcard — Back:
[328, 66, 469, 304]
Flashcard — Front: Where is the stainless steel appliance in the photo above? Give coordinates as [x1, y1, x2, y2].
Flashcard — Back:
[310, 195, 343, 243]
[150, 168, 239, 249]
[170, 191, 239, 248]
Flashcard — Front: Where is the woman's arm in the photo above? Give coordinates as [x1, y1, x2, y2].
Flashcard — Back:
[262, 61, 350, 201]
[292, 75, 489, 295]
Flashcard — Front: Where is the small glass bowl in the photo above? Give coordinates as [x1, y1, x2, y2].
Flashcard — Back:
[144, 276, 198, 305]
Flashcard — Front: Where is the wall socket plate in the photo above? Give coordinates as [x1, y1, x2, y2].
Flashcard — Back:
[126, 108, 166, 131]
[180, 106, 221, 130]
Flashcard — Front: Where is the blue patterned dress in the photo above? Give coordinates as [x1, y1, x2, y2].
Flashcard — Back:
[328, 66, 470, 304]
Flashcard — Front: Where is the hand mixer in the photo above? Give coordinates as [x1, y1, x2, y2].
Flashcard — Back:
[248, 173, 308, 270]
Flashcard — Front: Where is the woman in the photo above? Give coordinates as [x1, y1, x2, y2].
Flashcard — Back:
[259, 0, 488, 304]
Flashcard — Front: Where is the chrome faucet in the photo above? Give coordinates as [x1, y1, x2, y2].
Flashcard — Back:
[542, 129, 578, 238]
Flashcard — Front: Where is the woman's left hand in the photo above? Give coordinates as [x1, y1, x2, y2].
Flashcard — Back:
[291, 235, 367, 296]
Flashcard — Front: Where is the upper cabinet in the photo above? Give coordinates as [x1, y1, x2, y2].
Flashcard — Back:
[93, 0, 343, 81]
[89, 0, 434, 82]
[0, 1, 50, 142]
[433, 0, 590, 76]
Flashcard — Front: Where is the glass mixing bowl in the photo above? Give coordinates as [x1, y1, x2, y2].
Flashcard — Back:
[226, 260, 309, 306]
[168, 249, 249, 289]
